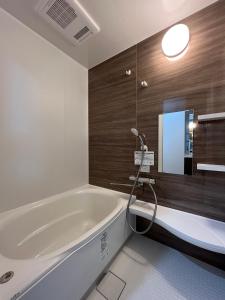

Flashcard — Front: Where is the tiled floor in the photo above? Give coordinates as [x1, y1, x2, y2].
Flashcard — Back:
[87, 235, 225, 300]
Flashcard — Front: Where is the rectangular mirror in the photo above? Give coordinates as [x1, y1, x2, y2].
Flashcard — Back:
[158, 110, 194, 175]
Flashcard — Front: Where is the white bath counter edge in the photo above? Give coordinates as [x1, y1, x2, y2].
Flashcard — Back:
[130, 200, 225, 255]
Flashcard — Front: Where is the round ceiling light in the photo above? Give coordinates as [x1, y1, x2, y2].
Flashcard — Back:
[161, 24, 190, 59]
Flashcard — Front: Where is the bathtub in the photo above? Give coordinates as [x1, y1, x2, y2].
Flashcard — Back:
[0, 185, 133, 300]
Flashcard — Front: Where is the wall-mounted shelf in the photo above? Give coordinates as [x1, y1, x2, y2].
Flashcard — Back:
[198, 112, 225, 122]
[130, 200, 225, 254]
[197, 113, 225, 171]
[197, 163, 225, 172]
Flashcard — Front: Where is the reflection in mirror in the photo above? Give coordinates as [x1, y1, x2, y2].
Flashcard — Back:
[158, 110, 195, 175]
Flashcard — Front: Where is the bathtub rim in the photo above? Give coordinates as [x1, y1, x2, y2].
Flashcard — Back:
[0, 184, 129, 220]
[0, 184, 129, 261]
[0, 185, 131, 300]
[17, 202, 130, 300]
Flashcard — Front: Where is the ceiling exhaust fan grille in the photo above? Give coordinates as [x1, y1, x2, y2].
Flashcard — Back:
[46, 0, 77, 29]
[74, 26, 90, 40]
[36, 0, 100, 45]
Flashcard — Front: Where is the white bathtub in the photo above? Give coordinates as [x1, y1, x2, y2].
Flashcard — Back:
[0, 185, 132, 300]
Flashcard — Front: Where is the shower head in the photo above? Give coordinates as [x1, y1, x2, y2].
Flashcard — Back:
[131, 128, 139, 137]
[131, 128, 146, 149]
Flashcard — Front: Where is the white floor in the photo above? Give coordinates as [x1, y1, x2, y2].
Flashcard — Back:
[87, 235, 225, 300]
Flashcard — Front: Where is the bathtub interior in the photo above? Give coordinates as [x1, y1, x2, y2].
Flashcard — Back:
[0, 189, 121, 260]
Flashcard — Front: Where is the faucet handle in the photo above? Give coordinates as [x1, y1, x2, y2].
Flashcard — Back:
[129, 176, 155, 185]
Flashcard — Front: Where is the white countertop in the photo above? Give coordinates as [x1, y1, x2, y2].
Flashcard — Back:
[130, 200, 225, 254]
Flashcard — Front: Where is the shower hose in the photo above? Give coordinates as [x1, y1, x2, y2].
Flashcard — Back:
[126, 148, 158, 234]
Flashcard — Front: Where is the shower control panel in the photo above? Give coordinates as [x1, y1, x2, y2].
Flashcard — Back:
[134, 151, 154, 173]
[134, 151, 154, 166]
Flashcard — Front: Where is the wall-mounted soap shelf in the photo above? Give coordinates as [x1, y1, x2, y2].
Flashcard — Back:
[198, 112, 225, 122]
[197, 163, 225, 172]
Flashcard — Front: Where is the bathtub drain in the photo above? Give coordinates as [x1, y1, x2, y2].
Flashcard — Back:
[0, 271, 14, 284]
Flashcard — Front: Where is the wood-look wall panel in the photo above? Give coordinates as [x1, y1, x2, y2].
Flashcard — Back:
[89, 46, 137, 91]
[137, 2, 225, 98]
[136, 1, 225, 221]
[89, 81, 137, 147]
[89, 1, 225, 268]
[196, 121, 225, 165]
[89, 47, 137, 189]
[89, 144, 135, 194]
[137, 172, 225, 221]
[89, 1, 225, 219]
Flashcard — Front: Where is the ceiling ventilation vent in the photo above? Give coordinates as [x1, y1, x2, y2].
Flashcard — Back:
[74, 26, 90, 41]
[36, 0, 100, 45]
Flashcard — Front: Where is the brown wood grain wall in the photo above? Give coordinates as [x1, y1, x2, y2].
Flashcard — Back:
[89, 1, 225, 222]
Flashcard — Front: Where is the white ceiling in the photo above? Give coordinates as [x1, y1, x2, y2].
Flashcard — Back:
[0, 0, 218, 69]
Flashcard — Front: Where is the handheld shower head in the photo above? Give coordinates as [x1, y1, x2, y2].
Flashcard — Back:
[131, 128, 139, 137]
[131, 128, 145, 149]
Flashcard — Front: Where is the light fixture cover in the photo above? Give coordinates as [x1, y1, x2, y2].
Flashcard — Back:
[161, 24, 190, 58]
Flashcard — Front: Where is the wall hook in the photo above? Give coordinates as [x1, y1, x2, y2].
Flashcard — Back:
[125, 69, 132, 76]
[140, 80, 148, 88]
